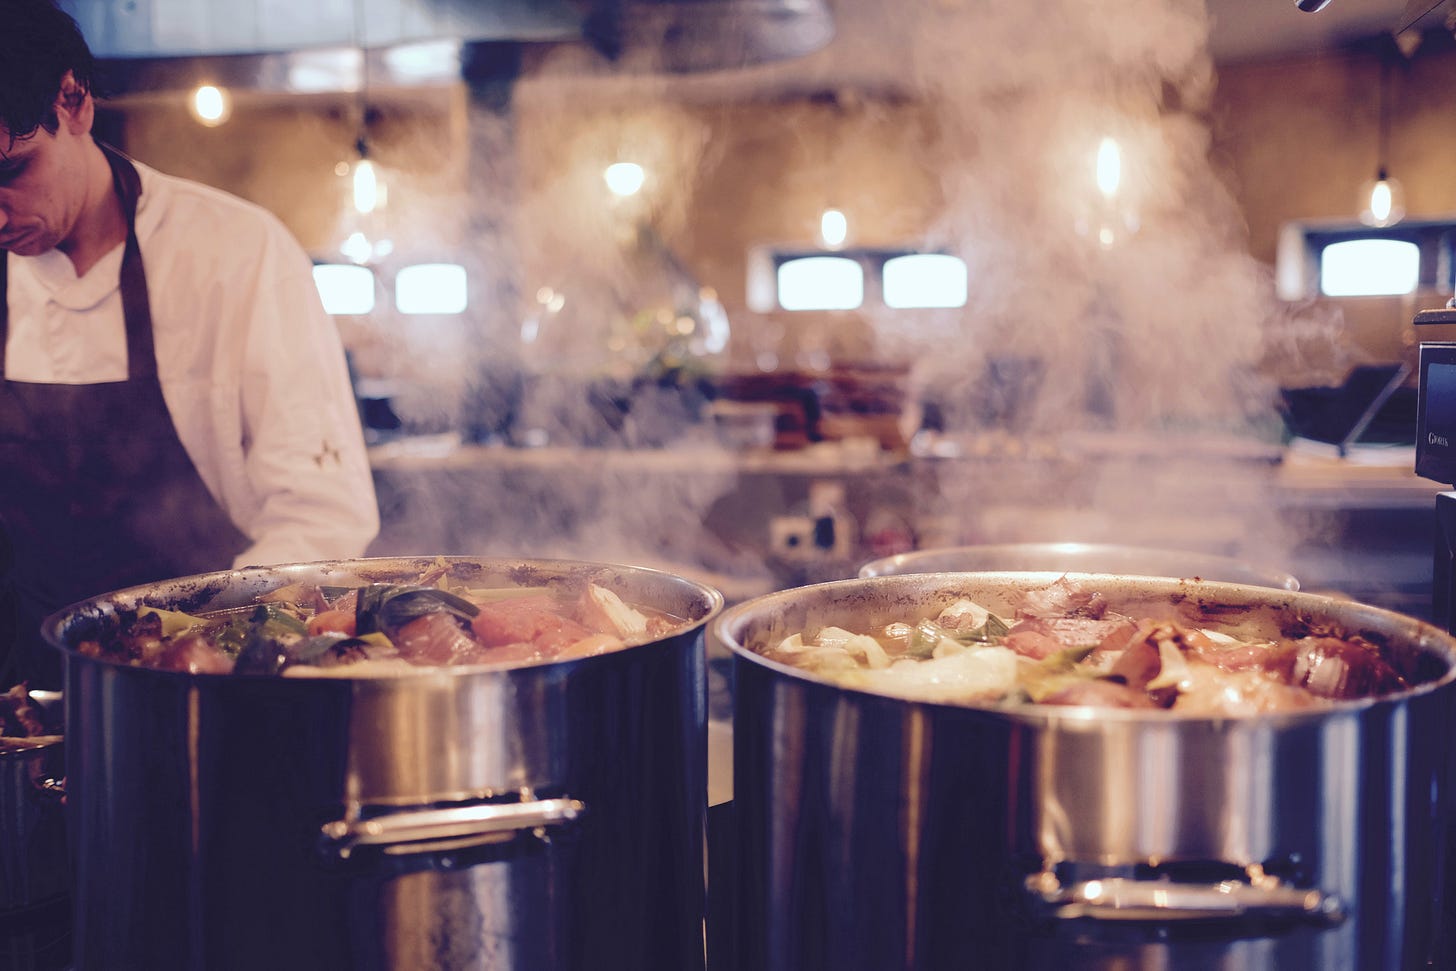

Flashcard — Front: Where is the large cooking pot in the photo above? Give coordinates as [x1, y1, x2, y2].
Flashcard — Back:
[43, 556, 722, 971]
[860, 542, 1300, 590]
[711, 572, 1456, 970]
[0, 691, 65, 913]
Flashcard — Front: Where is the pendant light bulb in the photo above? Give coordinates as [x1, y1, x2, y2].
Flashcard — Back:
[604, 162, 646, 198]
[353, 157, 379, 215]
[1095, 137, 1121, 198]
[189, 84, 231, 127]
[820, 208, 848, 248]
[1359, 168, 1405, 227]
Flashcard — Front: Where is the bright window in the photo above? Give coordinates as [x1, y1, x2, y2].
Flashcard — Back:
[1319, 239, 1420, 297]
[883, 254, 968, 308]
[396, 263, 469, 315]
[312, 264, 375, 315]
[777, 256, 864, 311]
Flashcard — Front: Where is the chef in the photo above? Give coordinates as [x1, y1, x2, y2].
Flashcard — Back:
[0, 0, 380, 687]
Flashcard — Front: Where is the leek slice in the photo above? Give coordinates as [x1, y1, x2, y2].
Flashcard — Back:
[138, 606, 206, 637]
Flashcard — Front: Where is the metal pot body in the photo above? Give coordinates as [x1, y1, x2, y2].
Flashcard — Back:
[0, 737, 65, 914]
[714, 573, 1456, 971]
[45, 557, 721, 971]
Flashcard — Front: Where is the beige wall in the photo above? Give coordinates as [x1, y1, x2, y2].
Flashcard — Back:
[1209, 39, 1456, 371]
[1210, 44, 1456, 264]
[508, 89, 946, 373]
[111, 86, 490, 400]
[103, 33, 1456, 387]
[116, 87, 470, 257]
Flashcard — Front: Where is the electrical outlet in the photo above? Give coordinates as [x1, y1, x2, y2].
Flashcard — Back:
[769, 515, 816, 560]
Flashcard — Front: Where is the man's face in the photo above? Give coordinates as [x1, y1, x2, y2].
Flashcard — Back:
[0, 106, 91, 257]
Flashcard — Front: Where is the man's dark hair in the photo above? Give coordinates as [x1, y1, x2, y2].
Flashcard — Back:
[0, 0, 97, 148]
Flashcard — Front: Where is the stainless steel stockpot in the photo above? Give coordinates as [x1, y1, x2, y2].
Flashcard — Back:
[44, 556, 722, 971]
[0, 693, 65, 915]
[711, 571, 1456, 971]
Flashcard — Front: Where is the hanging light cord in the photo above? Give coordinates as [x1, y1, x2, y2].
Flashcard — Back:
[352, 0, 370, 159]
[1376, 54, 1392, 181]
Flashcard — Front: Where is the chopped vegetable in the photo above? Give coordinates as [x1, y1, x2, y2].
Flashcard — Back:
[70, 569, 683, 677]
[355, 585, 480, 637]
[138, 605, 207, 637]
[757, 580, 1412, 714]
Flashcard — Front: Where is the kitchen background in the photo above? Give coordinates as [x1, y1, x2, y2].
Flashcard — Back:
[64, 0, 1456, 617]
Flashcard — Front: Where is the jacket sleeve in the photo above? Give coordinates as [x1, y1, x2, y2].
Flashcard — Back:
[229, 233, 380, 567]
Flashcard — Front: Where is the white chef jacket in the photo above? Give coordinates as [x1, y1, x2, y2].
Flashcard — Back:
[2, 159, 380, 568]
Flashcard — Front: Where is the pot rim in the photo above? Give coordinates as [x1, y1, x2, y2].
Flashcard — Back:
[858, 541, 1301, 591]
[712, 570, 1456, 726]
[44, 555, 725, 680]
[0, 736, 63, 757]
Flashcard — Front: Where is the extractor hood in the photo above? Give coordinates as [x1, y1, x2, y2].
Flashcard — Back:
[583, 0, 835, 73]
[63, 0, 586, 57]
[62, 0, 835, 94]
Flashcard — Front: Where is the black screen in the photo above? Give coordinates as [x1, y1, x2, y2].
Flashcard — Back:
[1417, 347, 1456, 484]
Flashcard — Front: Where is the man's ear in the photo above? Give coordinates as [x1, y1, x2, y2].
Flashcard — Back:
[55, 71, 94, 135]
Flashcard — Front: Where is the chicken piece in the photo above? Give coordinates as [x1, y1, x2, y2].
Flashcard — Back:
[1003, 627, 1067, 661]
[1004, 615, 1139, 660]
[1186, 635, 1297, 681]
[307, 608, 357, 637]
[471, 596, 596, 656]
[395, 613, 482, 665]
[155, 633, 235, 675]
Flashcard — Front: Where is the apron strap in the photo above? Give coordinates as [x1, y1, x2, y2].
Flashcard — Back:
[101, 143, 158, 381]
[0, 251, 8, 380]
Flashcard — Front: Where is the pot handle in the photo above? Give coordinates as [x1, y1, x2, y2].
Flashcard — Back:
[1025, 871, 1345, 925]
[320, 795, 585, 861]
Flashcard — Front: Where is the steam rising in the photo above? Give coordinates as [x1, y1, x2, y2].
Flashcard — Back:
[367, 0, 1350, 600]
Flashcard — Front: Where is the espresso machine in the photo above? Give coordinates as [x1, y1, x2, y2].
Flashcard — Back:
[1414, 305, 1456, 632]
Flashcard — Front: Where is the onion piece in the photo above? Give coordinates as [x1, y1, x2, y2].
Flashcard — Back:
[775, 633, 809, 654]
[138, 605, 206, 637]
[1146, 635, 1192, 692]
[842, 634, 891, 669]
[937, 599, 990, 631]
[582, 583, 650, 639]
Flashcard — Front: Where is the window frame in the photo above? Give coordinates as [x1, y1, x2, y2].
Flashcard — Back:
[311, 262, 378, 317]
[882, 252, 970, 309]
[1280, 217, 1456, 300]
[1317, 237, 1422, 297]
[755, 246, 967, 312]
[394, 262, 470, 316]
[775, 253, 868, 311]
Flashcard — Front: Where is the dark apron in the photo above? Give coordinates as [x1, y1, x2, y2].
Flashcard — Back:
[0, 145, 249, 687]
